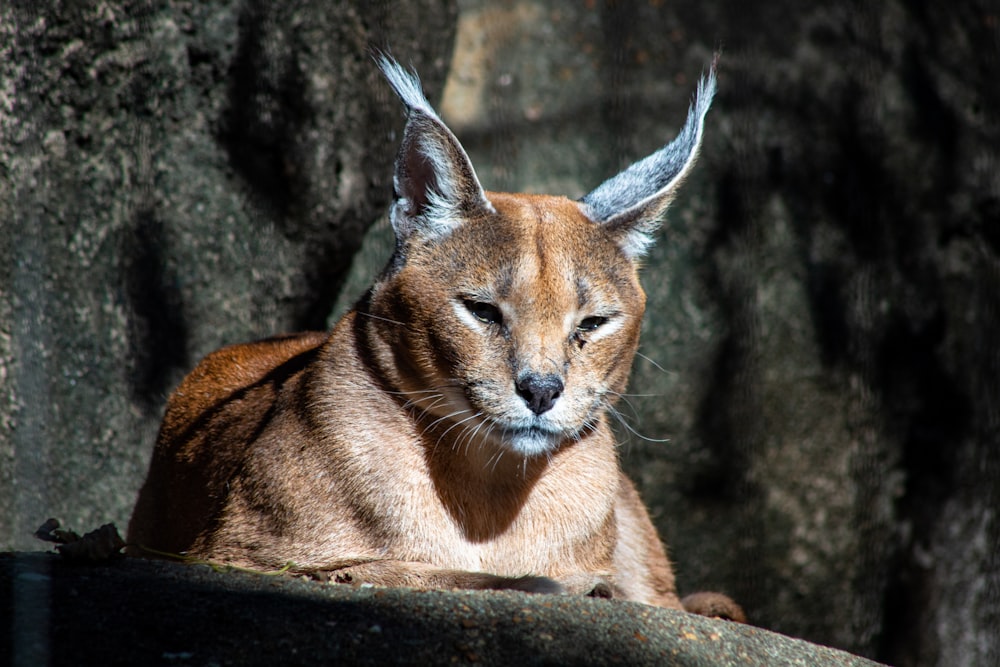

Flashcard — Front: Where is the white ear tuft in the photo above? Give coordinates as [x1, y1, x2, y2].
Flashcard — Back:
[376, 55, 493, 243]
[581, 65, 717, 259]
[376, 55, 440, 123]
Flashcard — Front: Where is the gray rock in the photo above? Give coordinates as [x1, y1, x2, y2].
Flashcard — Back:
[2, 551, 884, 667]
[1, 0, 455, 549]
[3, 2, 999, 666]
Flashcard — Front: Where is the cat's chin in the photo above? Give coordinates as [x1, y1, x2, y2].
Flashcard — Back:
[496, 425, 567, 457]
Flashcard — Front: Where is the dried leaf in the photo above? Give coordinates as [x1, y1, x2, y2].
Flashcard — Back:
[55, 523, 126, 563]
[34, 518, 81, 544]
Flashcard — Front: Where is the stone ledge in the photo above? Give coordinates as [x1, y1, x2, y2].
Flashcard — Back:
[3, 552, 885, 666]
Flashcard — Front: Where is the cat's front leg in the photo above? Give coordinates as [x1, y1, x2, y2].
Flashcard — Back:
[326, 560, 615, 598]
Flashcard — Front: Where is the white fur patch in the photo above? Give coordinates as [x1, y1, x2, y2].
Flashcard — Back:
[376, 55, 442, 123]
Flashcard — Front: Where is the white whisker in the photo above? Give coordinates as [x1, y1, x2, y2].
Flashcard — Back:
[635, 351, 675, 375]
[424, 407, 471, 432]
[356, 310, 409, 328]
[436, 411, 482, 450]
[384, 387, 442, 397]
[400, 392, 443, 411]
[605, 390, 642, 422]
[487, 449, 505, 473]
[603, 399, 671, 444]
[455, 416, 482, 456]
[415, 395, 451, 418]
[466, 416, 494, 455]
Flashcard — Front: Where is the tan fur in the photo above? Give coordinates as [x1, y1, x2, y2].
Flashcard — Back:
[128, 59, 743, 621]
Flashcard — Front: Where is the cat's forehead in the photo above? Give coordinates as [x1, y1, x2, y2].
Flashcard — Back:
[474, 192, 626, 266]
[435, 192, 639, 302]
[486, 191, 593, 236]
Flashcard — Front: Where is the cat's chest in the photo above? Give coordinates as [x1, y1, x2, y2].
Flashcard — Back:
[371, 443, 619, 575]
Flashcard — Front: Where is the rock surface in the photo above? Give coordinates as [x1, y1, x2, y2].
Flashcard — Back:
[1, 0, 455, 550]
[2, 2, 999, 666]
[2, 551, 883, 667]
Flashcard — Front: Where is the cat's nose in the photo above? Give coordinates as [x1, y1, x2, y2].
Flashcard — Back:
[516, 373, 564, 415]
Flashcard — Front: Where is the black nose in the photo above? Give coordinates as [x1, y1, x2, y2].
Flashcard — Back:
[516, 373, 564, 415]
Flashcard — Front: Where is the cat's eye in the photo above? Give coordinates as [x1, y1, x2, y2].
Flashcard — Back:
[465, 300, 503, 325]
[577, 316, 607, 333]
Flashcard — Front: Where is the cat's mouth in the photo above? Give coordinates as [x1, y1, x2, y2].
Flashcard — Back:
[413, 382, 581, 456]
[496, 423, 569, 457]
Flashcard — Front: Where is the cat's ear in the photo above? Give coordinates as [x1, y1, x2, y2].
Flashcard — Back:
[377, 55, 493, 242]
[580, 66, 716, 259]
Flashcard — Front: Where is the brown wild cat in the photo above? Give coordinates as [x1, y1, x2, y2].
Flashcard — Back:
[127, 55, 743, 621]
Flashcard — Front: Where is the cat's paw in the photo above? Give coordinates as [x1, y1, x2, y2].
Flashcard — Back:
[681, 591, 746, 623]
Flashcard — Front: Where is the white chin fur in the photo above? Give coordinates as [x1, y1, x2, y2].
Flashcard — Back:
[418, 389, 569, 456]
[500, 427, 564, 457]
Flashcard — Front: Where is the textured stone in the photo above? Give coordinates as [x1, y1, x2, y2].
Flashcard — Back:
[3, 2, 999, 666]
[0, 0, 456, 549]
[2, 552, 884, 667]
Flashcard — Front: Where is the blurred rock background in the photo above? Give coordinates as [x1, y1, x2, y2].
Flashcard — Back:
[2, 0, 456, 548]
[3, 2, 998, 666]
